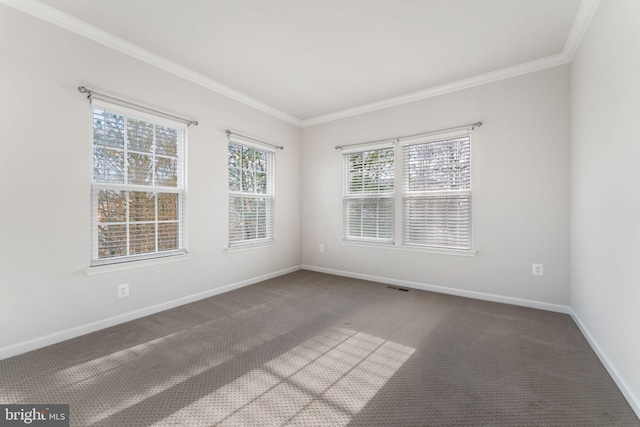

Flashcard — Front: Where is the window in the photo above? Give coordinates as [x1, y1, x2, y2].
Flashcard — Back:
[402, 135, 471, 249]
[228, 139, 275, 246]
[91, 100, 187, 265]
[341, 128, 474, 252]
[343, 146, 394, 243]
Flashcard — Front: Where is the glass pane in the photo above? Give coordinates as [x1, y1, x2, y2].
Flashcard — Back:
[158, 222, 178, 251]
[254, 150, 267, 173]
[155, 157, 177, 187]
[243, 146, 255, 171]
[408, 138, 470, 191]
[229, 167, 241, 191]
[97, 190, 126, 223]
[241, 170, 255, 192]
[155, 125, 178, 156]
[347, 149, 393, 194]
[129, 191, 155, 222]
[158, 193, 178, 221]
[128, 153, 154, 185]
[93, 109, 124, 148]
[255, 172, 267, 194]
[127, 118, 154, 153]
[98, 224, 127, 259]
[228, 143, 239, 168]
[129, 223, 156, 255]
[93, 148, 124, 183]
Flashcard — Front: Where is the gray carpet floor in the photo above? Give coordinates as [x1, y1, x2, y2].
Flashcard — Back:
[1, 270, 638, 426]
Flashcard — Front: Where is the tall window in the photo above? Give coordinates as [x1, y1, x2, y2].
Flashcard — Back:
[228, 140, 275, 246]
[402, 135, 471, 249]
[91, 100, 187, 265]
[343, 146, 394, 243]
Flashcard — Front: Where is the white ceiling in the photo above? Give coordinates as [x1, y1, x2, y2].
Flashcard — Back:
[11, 0, 595, 126]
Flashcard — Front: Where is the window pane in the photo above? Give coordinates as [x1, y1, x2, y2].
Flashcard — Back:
[158, 222, 178, 251]
[129, 223, 156, 255]
[255, 172, 267, 194]
[345, 198, 393, 240]
[155, 157, 178, 187]
[243, 146, 256, 171]
[254, 150, 266, 172]
[98, 224, 127, 259]
[158, 193, 178, 221]
[403, 195, 471, 249]
[347, 148, 394, 194]
[407, 138, 470, 191]
[155, 125, 178, 156]
[93, 148, 124, 183]
[229, 196, 271, 242]
[229, 167, 241, 191]
[228, 143, 239, 167]
[241, 169, 255, 192]
[97, 190, 126, 223]
[128, 153, 154, 185]
[93, 109, 124, 148]
[127, 118, 154, 153]
[129, 191, 155, 222]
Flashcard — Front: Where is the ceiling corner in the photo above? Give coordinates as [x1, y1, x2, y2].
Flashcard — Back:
[563, 0, 601, 60]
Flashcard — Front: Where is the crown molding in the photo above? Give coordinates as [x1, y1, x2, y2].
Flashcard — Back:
[563, 0, 601, 60]
[301, 0, 599, 127]
[0, 0, 302, 127]
[301, 52, 571, 127]
[2, 0, 599, 129]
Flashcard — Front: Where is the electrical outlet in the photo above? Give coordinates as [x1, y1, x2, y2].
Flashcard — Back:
[532, 264, 544, 276]
[319, 244, 325, 252]
[117, 283, 129, 298]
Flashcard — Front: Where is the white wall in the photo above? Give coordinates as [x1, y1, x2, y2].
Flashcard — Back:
[302, 66, 571, 308]
[0, 6, 301, 354]
[570, 0, 640, 413]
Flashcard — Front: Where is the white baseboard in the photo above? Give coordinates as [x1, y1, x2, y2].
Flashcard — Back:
[570, 310, 640, 419]
[0, 265, 301, 361]
[301, 264, 570, 314]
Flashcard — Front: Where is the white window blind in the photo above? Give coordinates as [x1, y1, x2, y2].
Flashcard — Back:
[228, 138, 275, 246]
[343, 146, 394, 243]
[90, 99, 187, 265]
[402, 135, 471, 249]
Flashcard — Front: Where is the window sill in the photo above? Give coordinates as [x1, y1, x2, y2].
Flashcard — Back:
[225, 240, 277, 253]
[342, 241, 477, 257]
[85, 253, 191, 276]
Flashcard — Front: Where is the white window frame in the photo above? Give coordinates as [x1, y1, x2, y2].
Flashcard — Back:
[342, 142, 395, 244]
[228, 137, 275, 247]
[400, 130, 472, 250]
[90, 99, 187, 266]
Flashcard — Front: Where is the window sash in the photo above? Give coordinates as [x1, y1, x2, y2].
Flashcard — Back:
[343, 147, 395, 243]
[228, 141, 275, 247]
[402, 136, 471, 249]
[90, 101, 187, 265]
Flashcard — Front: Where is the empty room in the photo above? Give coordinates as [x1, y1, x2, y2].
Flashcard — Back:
[0, 0, 639, 425]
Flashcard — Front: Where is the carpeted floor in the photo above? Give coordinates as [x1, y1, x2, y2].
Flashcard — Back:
[1, 270, 638, 426]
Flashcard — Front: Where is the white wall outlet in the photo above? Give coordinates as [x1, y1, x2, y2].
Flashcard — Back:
[117, 283, 129, 298]
[532, 264, 544, 276]
[319, 244, 325, 252]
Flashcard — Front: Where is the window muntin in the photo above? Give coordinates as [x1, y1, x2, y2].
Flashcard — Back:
[228, 142, 275, 246]
[343, 147, 394, 243]
[91, 101, 186, 265]
[402, 136, 471, 249]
